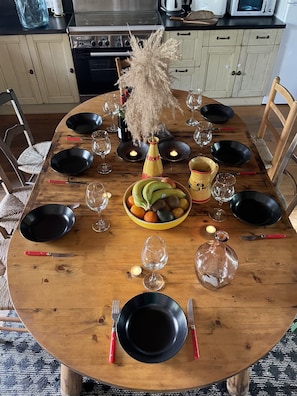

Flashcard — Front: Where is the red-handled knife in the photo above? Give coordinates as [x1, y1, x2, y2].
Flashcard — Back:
[187, 298, 200, 360]
[25, 251, 76, 257]
[235, 171, 257, 175]
[240, 234, 287, 241]
[66, 135, 92, 141]
[48, 179, 87, 185]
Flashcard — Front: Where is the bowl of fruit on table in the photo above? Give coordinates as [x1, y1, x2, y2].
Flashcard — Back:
[123, 177, 192, 230]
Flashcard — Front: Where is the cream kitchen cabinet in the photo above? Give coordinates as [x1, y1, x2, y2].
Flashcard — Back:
[164, 30, 203, 91]
[0, 34, 79, 105]
[166, 28, 283, 104]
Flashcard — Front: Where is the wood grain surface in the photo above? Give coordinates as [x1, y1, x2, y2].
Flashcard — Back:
[7, 90, 297, 394]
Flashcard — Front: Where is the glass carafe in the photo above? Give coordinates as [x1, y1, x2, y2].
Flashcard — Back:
[195, 231, 238, 290]
[14, 0, 49, 29]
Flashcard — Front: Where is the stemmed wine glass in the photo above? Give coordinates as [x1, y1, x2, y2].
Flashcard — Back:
[193, 120, 213, 155]
[141, 235, 168, 291]
[91, 130, 112, 174]
[85, 182, 110, 232]
[102, 94, 119, 133]
[209, 173, 236, 222]
[186, 89, 202, 126]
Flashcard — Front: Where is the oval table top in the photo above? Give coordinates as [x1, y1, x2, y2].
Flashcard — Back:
[7, 90, 297, 393]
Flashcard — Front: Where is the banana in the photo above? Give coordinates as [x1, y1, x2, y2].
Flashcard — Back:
[131, 178, 154, 210]
[150, 188, 186, 206]
[142, 181, 173, 206]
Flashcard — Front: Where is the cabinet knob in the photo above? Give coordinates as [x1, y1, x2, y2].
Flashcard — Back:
[70, 68, 74, 74]
[231, 71, 242, 76]
[29, 69, 34, 75]
[256, 35, 270, 40]
[177, 32, 191, 36]
[217, 36, 230, 40]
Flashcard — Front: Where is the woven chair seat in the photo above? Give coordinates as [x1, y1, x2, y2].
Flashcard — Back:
[18, 141, 51, 174]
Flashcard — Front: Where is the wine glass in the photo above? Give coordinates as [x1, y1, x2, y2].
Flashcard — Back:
[102, 94, 119, 133]
[193, 120, 213, 155]
[209, 173, 236, 222]
[91, 130, 112, 174]
[186, 89, 202, 126]
[85, 182, 110, 232]
[141, 235, 168, 291]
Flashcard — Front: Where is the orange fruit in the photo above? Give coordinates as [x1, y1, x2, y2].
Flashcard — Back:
[130, 205, 145, 219]
[144, 211, 158, 223]
[127, 195, 135, 208]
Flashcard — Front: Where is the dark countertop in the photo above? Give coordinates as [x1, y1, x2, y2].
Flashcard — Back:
[0, 9, 286, 36]
[0, 13, 72, 35]
[160, 10, 286, 31]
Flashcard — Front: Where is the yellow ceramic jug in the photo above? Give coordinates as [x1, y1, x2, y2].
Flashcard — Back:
[188, 156, 219, 203]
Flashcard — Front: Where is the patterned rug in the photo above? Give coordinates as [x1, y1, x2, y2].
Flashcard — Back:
[0, 314, 296, 396]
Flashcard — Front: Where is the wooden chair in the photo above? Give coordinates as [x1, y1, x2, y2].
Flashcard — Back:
[0, 165, 28, 333]
[115, 56, 130, 96]
[0, 88, 51, 181]
[252, 76, 297, 180]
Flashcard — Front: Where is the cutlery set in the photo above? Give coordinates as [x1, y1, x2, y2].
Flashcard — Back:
[108, 298, 200, 363]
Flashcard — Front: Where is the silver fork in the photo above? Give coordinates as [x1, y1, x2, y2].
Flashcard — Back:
[109, 300, 120, 363]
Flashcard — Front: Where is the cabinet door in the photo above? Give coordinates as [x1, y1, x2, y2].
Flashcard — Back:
[199, 45, 241, 98]
[169, 67, 199, 91]
[165, 31, 202, 67]
[233, 44, 279, 97]
[0, 35, 42, 104]
[26, 34, 79, 103]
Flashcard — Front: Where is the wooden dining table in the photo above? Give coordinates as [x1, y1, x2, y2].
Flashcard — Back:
[7, 90, 297, 396]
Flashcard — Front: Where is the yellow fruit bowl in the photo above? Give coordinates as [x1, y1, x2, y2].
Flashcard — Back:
[123, 180, 192, 230]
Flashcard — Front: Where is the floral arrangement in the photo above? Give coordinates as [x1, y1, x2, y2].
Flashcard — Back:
[117, 29, 182, 143]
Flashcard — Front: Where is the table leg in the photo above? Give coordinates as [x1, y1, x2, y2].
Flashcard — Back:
[61, 364, 82, 396]
[226, 367, 250, 396]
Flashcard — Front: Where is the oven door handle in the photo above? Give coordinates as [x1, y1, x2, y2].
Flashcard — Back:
[90, 51, 131, 57]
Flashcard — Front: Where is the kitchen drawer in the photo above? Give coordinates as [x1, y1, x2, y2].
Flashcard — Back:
[242, 29, 283, 46]
[203, 30, 243, 47]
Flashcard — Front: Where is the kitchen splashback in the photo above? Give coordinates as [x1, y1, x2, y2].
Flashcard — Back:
[72, 0, 158, 12]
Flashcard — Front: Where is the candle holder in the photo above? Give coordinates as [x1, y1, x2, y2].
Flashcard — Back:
[117, 141, 148, 162]
[158, 140, 191, 162]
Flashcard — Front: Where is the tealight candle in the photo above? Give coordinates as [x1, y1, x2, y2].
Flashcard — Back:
[130, 265, 142, 277]
[169, 149, 179, 157]
[206, 225, 217, 235]
[129, 150, 138, 157]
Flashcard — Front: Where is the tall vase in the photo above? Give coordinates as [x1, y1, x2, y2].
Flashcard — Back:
[142, 136, 163, 179]
[14, 0, 49, 29]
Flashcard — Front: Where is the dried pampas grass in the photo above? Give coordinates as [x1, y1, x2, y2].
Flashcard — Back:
[118, 29, 182, 143]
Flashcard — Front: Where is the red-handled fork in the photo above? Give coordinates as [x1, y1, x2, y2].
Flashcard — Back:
[109, 300, 120, 363]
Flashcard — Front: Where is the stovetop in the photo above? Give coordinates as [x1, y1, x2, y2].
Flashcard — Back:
[67, 10, 163, 33]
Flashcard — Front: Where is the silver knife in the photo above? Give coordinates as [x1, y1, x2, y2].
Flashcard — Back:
[24, 251, 76, 257]
[187, 298, 200, 360]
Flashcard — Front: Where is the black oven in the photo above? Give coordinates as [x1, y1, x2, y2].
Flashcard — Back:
[71, 47, 130, 99]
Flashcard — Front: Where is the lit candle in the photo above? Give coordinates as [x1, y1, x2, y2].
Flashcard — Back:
[206, 225, 217, 235]
[129, 150, 138, 157]
[130, 265, 142, 277]
[169, 149, 179, 157]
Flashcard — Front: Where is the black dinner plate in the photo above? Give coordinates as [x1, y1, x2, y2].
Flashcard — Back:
[66, 112, 102, 134]
[117, 292, 188, 363]
[201, 104, 234, 124]
[51, 148, 93, 176]
[211, 140, 251, 166]
[159, 140, 191, 162]
[20, 204, 75, 242]
[230, 191, 282, 226]
[117, 141, 148, 162]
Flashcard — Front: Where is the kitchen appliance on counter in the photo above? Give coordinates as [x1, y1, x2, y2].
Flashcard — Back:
[160, 0, 184, 15]
[68, 0, 163, 101]
[227, 0, 276, 16]
[190, 0, 227, 18]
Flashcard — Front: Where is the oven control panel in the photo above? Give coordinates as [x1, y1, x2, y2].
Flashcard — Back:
[70, 33, 149, 49]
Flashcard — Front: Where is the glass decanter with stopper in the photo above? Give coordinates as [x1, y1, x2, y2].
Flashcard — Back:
[194, 230, 238, 290]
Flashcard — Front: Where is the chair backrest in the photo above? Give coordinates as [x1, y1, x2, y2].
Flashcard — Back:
[0, 88, 35, 148]
[257, 76, 297, 180]
[115, 57, 130, 95]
